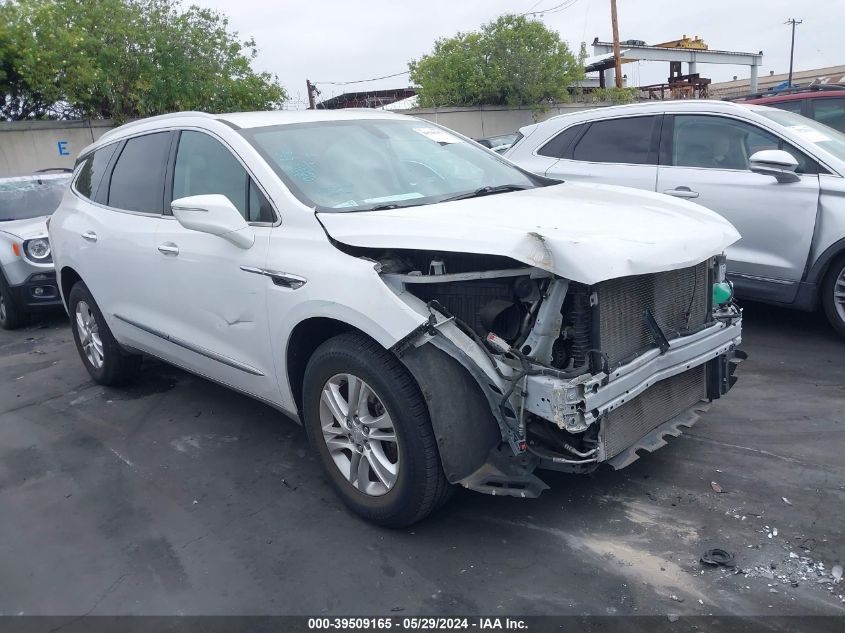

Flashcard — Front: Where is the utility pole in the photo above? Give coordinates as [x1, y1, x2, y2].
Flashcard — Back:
[610, 0, 623, 88]
[306, 79, 316, 109]
[785, 18, 802, 88]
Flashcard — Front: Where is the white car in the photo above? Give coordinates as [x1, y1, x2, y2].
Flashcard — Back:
[505, 100, 845, 337]
[49, 110, 743, 526]
[0, 172, 71, 329]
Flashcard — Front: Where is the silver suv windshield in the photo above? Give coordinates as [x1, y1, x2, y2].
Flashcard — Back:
[242, 119, 539, 212]
[758, 108, 845, 164]
[0, 174, 71, 221]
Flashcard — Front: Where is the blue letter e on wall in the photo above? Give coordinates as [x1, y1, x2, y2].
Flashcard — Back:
[57, 140, 69, 156]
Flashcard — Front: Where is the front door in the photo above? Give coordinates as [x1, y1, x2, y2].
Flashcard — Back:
[657, 114, 820, 300]
[153, 130, 279, 403]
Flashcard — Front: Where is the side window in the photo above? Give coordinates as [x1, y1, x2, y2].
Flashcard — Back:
[571, 116, 657, 164]
[812, 98, 845, 134]
[75, 143, 118, 204]
[174, 131, 253, 220]
[108, 132, 173, 213]
[537, 123, 584, 158]
[769, 100, 804, 115]
[248, 180, 275, 223]
[671, 115, 814, 174]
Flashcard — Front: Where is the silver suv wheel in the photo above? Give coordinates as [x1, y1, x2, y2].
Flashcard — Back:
[834, 266, 845, 324]
[319, 373, 399, 497]
[75, 300, 104, 369]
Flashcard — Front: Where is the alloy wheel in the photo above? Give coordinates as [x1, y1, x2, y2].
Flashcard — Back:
[835, 266, 845, 325]
[75, 300, 104, 369]
[319, 373, 399, 497]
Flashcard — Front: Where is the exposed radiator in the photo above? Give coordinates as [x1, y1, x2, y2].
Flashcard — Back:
[595, 260, 710, 368]
[601, 365, 707, 460]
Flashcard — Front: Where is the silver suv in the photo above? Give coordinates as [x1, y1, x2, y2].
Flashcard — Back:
[0, 172, 70, 329]
[506, 101, 845, 337]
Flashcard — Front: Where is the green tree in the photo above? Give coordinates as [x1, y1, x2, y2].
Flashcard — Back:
[409, 14, 583, 108]
[0, 0, 287, 121]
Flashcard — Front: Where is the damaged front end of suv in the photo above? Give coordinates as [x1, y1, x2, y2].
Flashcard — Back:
[351, 246, 743, 497]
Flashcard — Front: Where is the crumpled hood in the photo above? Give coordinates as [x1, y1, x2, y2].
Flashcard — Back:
[317, 182, 740, 285]
[0, 216, 49, 240]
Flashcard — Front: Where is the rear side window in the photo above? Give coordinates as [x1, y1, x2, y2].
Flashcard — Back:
[572, 116, 657, 164]
[538, 123, 585, 158]
[768, 100, 804, 115]
[173, 131, 274, 223]
[812, 98, 845, 134]
[75, 143, 119, 204]
[108, 132, 173, 213]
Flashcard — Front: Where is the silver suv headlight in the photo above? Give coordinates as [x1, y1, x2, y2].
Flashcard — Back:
[23, 237, 52, 263]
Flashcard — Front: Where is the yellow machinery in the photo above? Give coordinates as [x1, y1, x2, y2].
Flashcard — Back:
[653, 35, 708, 50]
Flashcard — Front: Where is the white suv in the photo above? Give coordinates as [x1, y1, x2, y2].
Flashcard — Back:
[50, 110, 743, 526]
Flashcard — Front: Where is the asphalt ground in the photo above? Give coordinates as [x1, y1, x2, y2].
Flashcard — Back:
[0, 301, 843, 619]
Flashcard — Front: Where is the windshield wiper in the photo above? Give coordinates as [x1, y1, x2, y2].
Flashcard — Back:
[439, 184, 529, 203]
[365, 202, 426, 211]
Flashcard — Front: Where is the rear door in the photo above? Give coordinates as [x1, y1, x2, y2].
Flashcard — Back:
[656, 114, 820, 299]
[545, 115, 661, 190]
[69, 132, 174, 354]
[153, 129, 279, 402]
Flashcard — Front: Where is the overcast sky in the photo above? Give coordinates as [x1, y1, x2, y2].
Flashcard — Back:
[200, 0, 841, 107]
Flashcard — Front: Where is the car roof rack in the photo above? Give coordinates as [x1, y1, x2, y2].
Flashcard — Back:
[729, 83, 845, 101]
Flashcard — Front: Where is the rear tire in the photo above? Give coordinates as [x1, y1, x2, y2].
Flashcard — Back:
[0, 275, 26, 330]
[821, 255, 845, 339]
[68, 281, 142, 385]
[302, 332, 451, 527]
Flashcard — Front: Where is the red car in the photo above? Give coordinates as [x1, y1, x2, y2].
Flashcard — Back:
[734, 85, 845, 134]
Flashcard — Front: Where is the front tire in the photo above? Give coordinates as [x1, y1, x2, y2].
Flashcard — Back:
[68, 281, 141, 385]
[302, 332, 451, 527]
[821, 255, 845, 339]
[0, 275, 25, 330]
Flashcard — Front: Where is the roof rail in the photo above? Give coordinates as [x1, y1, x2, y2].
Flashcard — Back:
[730, 83, 845, 101]
[97, 111, 215, 142]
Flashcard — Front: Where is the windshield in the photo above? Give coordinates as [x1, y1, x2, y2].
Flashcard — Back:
[757, 108, 845, 164]
[0, 174, 71, 221]
[242, 119, 539, 212]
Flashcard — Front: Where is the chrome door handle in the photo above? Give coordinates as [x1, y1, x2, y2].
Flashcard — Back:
[663, 187, 699, 199]
[81, 231, 98, 242]
[157, 242, 179, 256]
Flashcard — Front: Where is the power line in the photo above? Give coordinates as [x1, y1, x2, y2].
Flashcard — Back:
[313, 70, 410, 86]
[523, 0, 580, 16]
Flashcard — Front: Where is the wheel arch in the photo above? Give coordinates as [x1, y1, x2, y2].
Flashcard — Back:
[286, 317, 366, 418]
[59, 265, 83, 307]
[807, 238, 845, 286]
[285, 316, 501, 483]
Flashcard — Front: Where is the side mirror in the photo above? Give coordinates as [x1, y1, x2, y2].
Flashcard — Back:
[170, 194, 255, 249]
[749, 149, 800, 183]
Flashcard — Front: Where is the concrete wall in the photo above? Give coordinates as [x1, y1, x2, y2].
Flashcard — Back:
[0, 103, 613, 177]
[402, 102, 608, 139]
[0, 119, 116, 177]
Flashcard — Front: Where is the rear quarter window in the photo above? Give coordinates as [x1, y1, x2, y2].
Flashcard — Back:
[75, 143, 119, 204]
[537, 124, 585, 158]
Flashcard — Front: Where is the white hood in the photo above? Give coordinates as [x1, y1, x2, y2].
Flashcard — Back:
[0, 216, 49, 240]
[317, 182, 740, 285]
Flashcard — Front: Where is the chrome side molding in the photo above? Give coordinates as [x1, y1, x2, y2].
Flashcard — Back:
[240, 266, 307, 289]
[113, 313, 265, 376]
